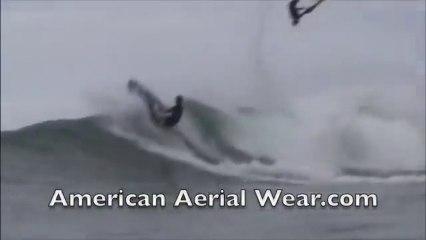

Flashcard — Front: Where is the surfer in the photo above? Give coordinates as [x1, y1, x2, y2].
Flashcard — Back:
[127, 79, 184, 128]
[154, 95, 184, 128]
[288, 0, 324, 26]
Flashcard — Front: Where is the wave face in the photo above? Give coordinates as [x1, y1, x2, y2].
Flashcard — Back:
[2, 86, 425, 184]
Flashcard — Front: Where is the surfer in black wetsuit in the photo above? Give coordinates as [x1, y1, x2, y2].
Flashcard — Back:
[155, 95, 184, 128]
[127, 80, 184, 128]
[289, 0, 322, 26]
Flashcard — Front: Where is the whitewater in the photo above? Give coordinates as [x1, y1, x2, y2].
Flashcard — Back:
[98, 82, 425, 183]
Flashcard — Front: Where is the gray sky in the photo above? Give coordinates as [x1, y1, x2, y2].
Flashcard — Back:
[1, 0, 425, 130]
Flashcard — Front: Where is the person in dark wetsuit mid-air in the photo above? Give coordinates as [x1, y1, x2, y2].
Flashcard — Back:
[154, 95, 184, 128]
[288, 0, 323, 26]
[127, 79, 184, 128]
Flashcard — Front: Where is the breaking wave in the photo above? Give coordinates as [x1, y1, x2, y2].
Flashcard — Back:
[2, 85, 424, 184]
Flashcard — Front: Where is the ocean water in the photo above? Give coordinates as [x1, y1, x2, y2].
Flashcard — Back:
[1, 97, 425, 239]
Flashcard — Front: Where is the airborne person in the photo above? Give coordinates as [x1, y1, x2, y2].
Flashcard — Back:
[127, 79, 184, 128]
[288, 0, 324, 26]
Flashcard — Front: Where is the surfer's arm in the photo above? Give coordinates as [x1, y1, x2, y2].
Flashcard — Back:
[156, 111, 173, 118]
[155, 108, 173, 118]
[299, 7, 314, 16]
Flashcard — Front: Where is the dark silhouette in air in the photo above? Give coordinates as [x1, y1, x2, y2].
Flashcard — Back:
[127, 79, 184, 128]
[288, 0, 324, 26]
